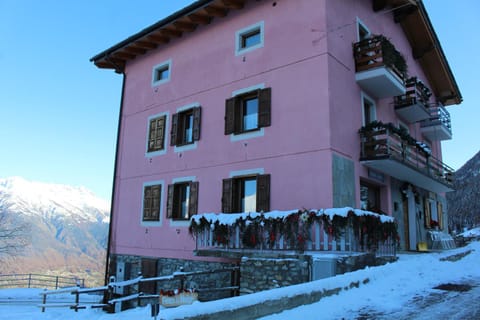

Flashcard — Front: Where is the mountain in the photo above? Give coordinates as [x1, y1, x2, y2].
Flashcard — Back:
[447, 151, 480, 232]
[0, 177, 110, 286]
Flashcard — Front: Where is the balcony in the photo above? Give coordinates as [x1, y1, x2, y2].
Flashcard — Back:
[420, 104, 452, 141]
[360, 123, 454, 193]
[190, 209, 397, 258]
[394, 77, 432, 123]
[354, 35, 406, 99]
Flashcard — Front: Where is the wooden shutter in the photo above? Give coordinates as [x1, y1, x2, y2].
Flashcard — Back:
[192, 107, 201, 141]
[258, 88, 271, 128]
[437, 202, 443, 230]
[151, 185, 161, 221]
[143, 186, 151, 221]
[139, 258, 157, 294]
[256, 174, 270, 212]
[166, 184, 174, 218]
[170, 113, 179, 146]
[155, 115, 166, 150]
[189, 181, 199, 218]
[222, 178, 234, 213]
[225, 97, 236, 135]
[424, 197, 431, 228]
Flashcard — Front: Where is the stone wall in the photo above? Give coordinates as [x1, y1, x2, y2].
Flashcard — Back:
[240, 255, 310, 294]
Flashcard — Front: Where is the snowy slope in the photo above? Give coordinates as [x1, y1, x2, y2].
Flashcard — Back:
[1, 241, 478, 319]
[0, 177, 109, 223]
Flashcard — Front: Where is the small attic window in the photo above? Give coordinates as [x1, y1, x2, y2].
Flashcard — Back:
[236, 21, 264, 55]
[152, 60, 171, 86]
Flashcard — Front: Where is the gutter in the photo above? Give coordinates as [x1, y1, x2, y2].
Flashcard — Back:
[104, 70, 127, 285]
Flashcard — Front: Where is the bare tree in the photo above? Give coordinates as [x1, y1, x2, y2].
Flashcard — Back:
[0, 209, 30, 258]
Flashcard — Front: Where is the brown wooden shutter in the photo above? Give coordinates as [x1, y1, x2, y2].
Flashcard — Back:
[437, 202, 443, 229]
[189, 181, 199, 218]
[225, 97, 236, 135]
[192, 107, 201, 141]
[222, 178, 234, 213]
[258, 88, 271, 128]
[166, 184, 174, 218]
[143, 186, 151, 221]
[152, 184, 161, 221]
[156, 115, 166, 150]
[256, 174, 270, 212]
[139, 258, 158, 294]
[170, 113, 179, 146]
[424, 197, 431, 228]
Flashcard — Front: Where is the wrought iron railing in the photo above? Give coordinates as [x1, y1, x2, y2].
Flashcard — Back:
[420, 104, 452, 133]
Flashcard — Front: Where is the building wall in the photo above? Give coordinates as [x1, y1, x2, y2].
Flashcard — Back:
[110, 0, 451, 262]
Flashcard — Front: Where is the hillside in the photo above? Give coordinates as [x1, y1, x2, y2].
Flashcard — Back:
[446, 151, 480, 232]
[0, 177, 109, 286]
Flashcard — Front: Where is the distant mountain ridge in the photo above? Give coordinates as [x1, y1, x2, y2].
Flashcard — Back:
[0, 177, 109, 286]
[447, 151, 480, 231]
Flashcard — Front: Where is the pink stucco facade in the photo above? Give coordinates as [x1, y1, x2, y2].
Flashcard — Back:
[100, 0, 459, 262]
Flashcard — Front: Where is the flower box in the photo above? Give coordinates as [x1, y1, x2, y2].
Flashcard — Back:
[159, 292, 198, 308]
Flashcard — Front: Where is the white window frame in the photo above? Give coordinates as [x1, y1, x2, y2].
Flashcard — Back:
[361, 92, 377, 126]
[169, 176, 196, 227]
[230, 83, 265, 142]
[235, 21, 265, 56]
[145, 112, 169, 158]
[356, 17, 371, 42]
[173, 102, 201, 153]
[140, 180, 165, 227]
[151, 59, 172, 87]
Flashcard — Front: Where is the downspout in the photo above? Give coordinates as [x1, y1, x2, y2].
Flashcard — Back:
[104, 57, 126, 286]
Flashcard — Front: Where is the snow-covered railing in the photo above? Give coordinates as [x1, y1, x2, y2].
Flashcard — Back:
[190, 208, 398, 257]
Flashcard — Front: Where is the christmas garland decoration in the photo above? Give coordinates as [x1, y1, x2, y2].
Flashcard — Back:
[359, 120, 432, 156]
[189, 209, 398, 252]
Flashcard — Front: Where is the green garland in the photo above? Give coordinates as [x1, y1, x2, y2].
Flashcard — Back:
[359, 121, 431, 156]
[189, 209, 399, 252]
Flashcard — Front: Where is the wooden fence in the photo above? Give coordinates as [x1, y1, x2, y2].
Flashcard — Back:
[0, 273, 85, 289]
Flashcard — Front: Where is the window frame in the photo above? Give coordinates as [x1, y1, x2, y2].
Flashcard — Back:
[171, 103, 201, 152]
[222, 169, 270, 214]
[235, 21, 265, 56]
[141, 180, 165, 227]
[356, 17, 371, 42]
[145, 112, 169, 157]
[151, 59, 172, 86]
[361, 92, 376, 126]
[225, 84, 271, 141]
[166, 177, 199, 225]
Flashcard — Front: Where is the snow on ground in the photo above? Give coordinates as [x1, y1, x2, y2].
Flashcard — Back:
[0, 241, 478, 319]
[459, 226, 480, 238]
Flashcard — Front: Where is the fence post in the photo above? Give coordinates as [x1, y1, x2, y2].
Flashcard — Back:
[41, 289, 47, 312]
[55, 276, 59, 289]
[28, 274, 32, 288]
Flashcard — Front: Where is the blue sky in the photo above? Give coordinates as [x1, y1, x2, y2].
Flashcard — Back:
[0, 1, 478, 200]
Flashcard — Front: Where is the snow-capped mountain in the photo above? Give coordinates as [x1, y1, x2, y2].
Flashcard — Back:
[0, 176, 109, 223]
[0, 177, 110, 286]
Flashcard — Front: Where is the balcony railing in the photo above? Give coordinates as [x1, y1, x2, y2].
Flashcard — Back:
[394, 77, 431, 123]
[353, 35, 407, 98]
[190, 209, 397, 258]
[360, 123, 454, 192]
[420, 104, 452, 141]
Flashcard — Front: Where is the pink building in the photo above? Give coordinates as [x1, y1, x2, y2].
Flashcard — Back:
[92, 0, 461, 295]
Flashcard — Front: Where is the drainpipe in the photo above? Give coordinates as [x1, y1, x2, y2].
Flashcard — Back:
[104, 57, 126, 286]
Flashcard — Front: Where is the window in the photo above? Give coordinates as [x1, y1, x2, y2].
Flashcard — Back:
[360, 181, 380, 213]
[361, 93, 376, 126]
[152, 60, 171, 86]
[171, 107, 201, 147]
[222, 174, 270, 213]
[236, 21, 264, 55]
[143, 184, 162, 222]
[225, 88, 271, 135]
[167, 181, 199, 220]
[147, 115, 167, 153]
[357, 18, 370, 41]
